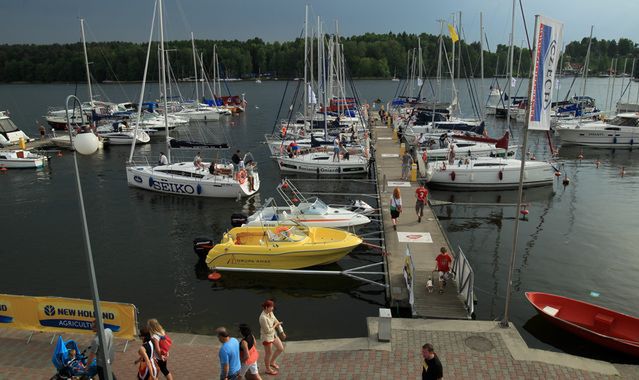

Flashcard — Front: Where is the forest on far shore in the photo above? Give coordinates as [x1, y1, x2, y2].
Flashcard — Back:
[0, 32, 637, 83]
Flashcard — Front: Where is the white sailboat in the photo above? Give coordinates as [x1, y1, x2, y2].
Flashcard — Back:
[556, 112, 639, 148]
[126, 0, 260, 198]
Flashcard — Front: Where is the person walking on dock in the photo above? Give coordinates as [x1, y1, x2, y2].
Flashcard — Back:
[435, 247, 453, 294]
[238, 324, 263, 380]
[147, 318, 174, 380]
[401, 151, 414, 180]
[259, 299, 286, 375]
[415, 182, 428, 223]
[87, 320, 117, 380]
[390, 187, 402, 231]
[421, 343, 443, 380]
[216, 327, 241, 380]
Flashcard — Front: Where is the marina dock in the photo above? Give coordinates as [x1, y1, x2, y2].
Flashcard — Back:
[371, 116, 472, 319]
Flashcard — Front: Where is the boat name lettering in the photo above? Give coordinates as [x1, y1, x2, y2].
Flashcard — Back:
[152, 181, 195, 194]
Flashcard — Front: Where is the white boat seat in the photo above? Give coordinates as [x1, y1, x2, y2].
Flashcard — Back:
[542, 306, 559, 317]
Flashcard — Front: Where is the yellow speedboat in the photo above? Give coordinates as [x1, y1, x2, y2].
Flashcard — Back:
[204, 226, 362, 269]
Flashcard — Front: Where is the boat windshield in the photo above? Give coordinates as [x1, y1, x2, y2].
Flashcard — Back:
[300, 198, 328, 215]
[0, 118, 19, 133]
[610, 117, 639, 127]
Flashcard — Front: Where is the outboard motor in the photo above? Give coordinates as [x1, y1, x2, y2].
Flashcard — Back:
[230, 213, 248, 227]
[193, 237, 214, 258]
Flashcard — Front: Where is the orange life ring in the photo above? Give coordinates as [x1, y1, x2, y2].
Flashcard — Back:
[274, 226, 289, 234]
[238, 169, 247, 184]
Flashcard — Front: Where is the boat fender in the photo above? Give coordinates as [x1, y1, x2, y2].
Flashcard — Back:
[498, 170, 503, 181]
[613, 136, 617, 144]
[442, 162, 446, 171]
[450, 171, 456, 181]
[148, 177, 155, 187]
[197, 184, 202, 195]
[631, 139, 634, 146]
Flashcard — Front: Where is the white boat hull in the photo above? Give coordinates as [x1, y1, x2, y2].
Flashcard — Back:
[277, 152, 369, 175]
[0, 150, 47, 168]
[126, 163, 260, 198]
[556, 125, 639, 148]
[246, 205, 370, 228]
[426, 158, 555, 189]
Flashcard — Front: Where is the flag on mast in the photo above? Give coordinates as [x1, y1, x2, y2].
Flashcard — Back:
[527, 15, 564, 131]
[448, 24, 459, 43]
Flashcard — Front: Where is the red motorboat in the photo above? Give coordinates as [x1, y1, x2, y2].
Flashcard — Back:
[525, 292, 639, 357]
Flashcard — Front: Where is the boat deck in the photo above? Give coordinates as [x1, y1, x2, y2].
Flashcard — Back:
[372, 116, 470, 319]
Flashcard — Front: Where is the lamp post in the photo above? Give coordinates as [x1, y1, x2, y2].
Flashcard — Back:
[65, 95, 112, 380]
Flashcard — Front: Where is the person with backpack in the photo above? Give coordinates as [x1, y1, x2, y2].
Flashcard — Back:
[147, 319, 173, 380]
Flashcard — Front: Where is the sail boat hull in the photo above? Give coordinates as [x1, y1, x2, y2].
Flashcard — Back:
[126, 164, 260, 198]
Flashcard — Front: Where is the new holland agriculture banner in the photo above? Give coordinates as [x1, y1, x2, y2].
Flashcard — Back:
[0, 294, 137, 339]
[527, 15, 564, 131]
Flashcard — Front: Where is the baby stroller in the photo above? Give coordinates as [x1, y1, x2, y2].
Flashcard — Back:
[50, 336, 97, 380]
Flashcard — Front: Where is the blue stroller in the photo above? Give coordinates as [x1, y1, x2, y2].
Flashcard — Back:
[50, 336, 97, 380]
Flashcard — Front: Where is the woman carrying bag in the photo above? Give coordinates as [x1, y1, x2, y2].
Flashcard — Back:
[390, 187, 402, 231]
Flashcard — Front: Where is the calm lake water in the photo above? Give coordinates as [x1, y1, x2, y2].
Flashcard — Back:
[0, 78, 637, 362]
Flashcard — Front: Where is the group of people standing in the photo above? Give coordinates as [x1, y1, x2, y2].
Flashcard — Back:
[216, 299, 286, 380]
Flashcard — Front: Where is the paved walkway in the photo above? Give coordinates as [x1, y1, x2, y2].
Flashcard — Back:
[2, 319, 637, 379]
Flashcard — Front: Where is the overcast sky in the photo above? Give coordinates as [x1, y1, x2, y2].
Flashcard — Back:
[1, 0, 638, 48]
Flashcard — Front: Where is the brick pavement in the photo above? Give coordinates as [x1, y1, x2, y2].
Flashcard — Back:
[2, 318, 637, 379]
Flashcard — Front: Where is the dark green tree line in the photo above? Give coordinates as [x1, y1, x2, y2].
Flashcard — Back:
[0, 33, 636, 83]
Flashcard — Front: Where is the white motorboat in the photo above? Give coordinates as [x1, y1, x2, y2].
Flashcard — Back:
[127, 159, 259, 198]
[97, 124, 150, 145]
[50, 132, 105, 151]
[425, 157, 556, 189]
[556, 112, 639, 148]
[174, 105, 222, 121]
[277, 151, 369, 175]
[0, 149, 47, 169]
[0, 111, 33, 146]
[245, 180, 371, 228]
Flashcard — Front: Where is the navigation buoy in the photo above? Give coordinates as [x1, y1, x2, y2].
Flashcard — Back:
[0, 166, 7, 173]
[554, 171, 561, 177]
[281, 182, 289, 189]
[208, 272, 222, 281]
[291, 197, 299, 203]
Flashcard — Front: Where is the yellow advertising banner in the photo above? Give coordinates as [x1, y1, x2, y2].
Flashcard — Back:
[0, 294, 138, 340]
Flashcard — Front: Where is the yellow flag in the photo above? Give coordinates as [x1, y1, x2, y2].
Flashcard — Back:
[448, 24, 459, 43]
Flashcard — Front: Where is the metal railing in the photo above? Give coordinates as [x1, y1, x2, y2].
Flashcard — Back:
[452, 246, 475, 318]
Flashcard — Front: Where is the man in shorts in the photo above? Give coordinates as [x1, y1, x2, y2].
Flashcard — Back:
[415, 182, 428, 223]
[435, 247, 453, 294]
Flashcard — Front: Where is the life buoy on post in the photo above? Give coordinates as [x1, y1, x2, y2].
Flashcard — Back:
[238, 169, 247, 184]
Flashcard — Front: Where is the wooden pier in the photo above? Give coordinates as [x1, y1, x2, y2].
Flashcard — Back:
[371, 116, 470, 319]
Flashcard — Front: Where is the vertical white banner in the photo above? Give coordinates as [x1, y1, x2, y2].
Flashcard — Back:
[528, 15, 564, 131]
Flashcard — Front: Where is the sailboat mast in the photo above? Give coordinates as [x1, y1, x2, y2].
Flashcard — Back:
[303, 5, 308, 124]
[581, 25, 594, 98]
[128, 0, 157, 163]
[159, 0, 170, 162]
[80, 19, 93, 103]
[451, 13, 455, 88]
[191, 33, 199, 103]
[433, 20, 444, 125]
[500, 0, 519, 328]
[457, 11, 462, 80]
[480, 12, 484, 119]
